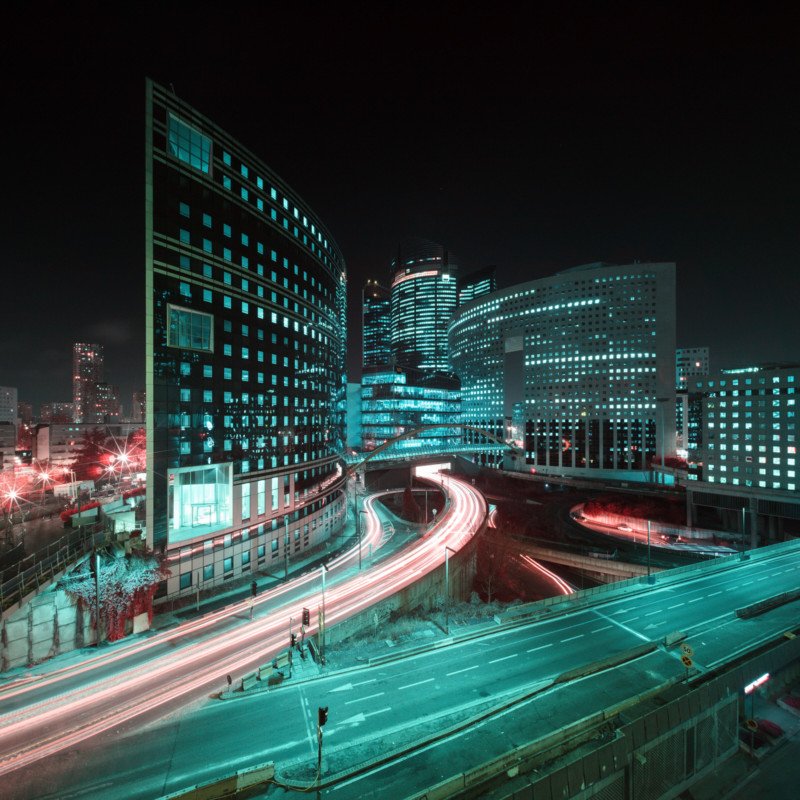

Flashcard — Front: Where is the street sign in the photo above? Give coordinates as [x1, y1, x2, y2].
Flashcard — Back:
[681, 643, 694, 658]
[681, 654, 693, 668]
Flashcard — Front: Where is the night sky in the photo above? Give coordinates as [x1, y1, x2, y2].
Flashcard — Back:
[3, 6, 798, 411]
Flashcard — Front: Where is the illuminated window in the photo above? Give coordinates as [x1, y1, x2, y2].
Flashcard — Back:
[167, 305, 213, 352]
[168, 114, 211, 173]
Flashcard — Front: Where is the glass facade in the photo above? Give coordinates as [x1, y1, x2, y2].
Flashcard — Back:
[362, 280, 391, 367]
[146, 80, 347, 597]
[449, 262, 677, 475]
[390, 237, 458, 371]
[361, 366, 461, 453]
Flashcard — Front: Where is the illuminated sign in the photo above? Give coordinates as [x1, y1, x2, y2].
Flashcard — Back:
[744, 672, 770, 694]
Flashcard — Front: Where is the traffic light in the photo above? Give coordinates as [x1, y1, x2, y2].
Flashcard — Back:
[251, 580, 258, 598]
[290, 633, 297, 648]
[318, 706, 328, 728]
[302, 607, 310, 626]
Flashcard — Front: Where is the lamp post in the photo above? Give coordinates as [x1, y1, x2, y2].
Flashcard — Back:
[444, 546, 456, 635]
[284, 515, 289, 581]
[320, 563, 327, 665]
[646, 519, 653, 582]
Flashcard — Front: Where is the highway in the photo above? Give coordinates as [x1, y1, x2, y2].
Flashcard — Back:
[0, 473, 486, 785]
[5, 533, 799, 798]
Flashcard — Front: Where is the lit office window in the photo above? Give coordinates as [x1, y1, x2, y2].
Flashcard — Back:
[168, 114, 211, 173]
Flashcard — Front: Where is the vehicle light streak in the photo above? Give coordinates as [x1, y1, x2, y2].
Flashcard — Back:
[518, 554, 574, 595]
[0, 475, 487, 776]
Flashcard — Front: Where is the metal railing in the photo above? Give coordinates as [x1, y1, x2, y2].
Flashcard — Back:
[0, 526, 106, 614]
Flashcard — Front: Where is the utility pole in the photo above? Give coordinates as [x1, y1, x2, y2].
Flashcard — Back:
[444, 546, 456, 635]
[646, 520, 652, 582]
[320, 564, 327, 664]
[93, 549, 101, 646]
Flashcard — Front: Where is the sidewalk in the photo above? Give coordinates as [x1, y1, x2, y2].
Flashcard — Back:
[689, 683, 800, 800]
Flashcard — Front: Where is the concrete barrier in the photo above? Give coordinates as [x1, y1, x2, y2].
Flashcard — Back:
[156, 761, 275, 799]
[736, 588, 800, 619]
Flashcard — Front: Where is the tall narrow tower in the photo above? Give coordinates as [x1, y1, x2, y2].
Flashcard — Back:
[72, 343, 104, 424]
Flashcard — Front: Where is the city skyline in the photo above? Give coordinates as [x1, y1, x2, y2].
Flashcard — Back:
[3, 8, 798, 408]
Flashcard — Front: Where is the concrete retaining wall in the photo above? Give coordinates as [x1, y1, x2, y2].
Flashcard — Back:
[1, 588, 97, 671]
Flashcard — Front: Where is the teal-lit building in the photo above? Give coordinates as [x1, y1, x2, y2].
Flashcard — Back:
[390, 237, 458, 371]
[449, 262, 677, 477]
[362, 280, 391, 368]
[145, 80, 347, 598]
[361, 366, 460, 454]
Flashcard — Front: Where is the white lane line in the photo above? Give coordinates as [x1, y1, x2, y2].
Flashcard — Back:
[365, 707, 392, 718]
[527, 643, 554, 654]
[489, 654, 518, 664]
[398, 677, 434, 691]
[707, 591, 722, 597]
[352, 678, 377, 687]
[619, 617, 639, 624]
[785, 569, 795, 574]
[345, 691, 385, 705]
[645, 610, 661, 617]
[771, 572, 782, 577]
[591, 625, 613, 633]
[667, 603, 685, 609]
[561, 634, 584, 643]
[743, 581, 754, 585]
[688, 597, 704, 603]
[446, 665, 479, 677]
[757, 576, 769, 582]
[592, 609, 650, 643]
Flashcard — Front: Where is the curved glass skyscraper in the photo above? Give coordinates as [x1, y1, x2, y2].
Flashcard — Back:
[449, 262, 676, 477]
[390, 237, 458, 371]
[145, 80, 347, 598]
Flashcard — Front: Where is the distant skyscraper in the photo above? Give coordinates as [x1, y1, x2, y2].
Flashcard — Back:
[131, 390, 146, 424]
[676, 347, 709, 389]
[95, 382, 121, 422]
[390, 237, 458, 371]
[72, 343, 104, 423]
[458, 266, 497, 306]
[362, 280, 391, 368]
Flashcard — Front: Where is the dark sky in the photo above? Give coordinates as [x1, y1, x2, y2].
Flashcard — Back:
[3, 6, 798, 410]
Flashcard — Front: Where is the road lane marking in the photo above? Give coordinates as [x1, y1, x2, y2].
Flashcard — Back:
[398, 678, 434, 690]
[527, 643, 554, 653]
[667, 603, 685, 609]
[446, 665, 479, 677]
[352, 678, 377, 688]
[619, 617, 639, 623]
[365, 707, 392, 718]
[592, 609, 650, 643]
[489, 654, 518, 664]
[645, 610, 661, 616]
[688, 597, 704, 603]
[560, 634, 584, 643]
[345, 691, 385, 705]
[591, 625, 613, 633]
[707, 591, 722, 597]
[757, 576, 768, 581]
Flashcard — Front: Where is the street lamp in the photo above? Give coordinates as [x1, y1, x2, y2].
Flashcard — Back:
[646, 519, 653, 583]
[444, 546, 457, 635]
[320, 563, 327, 665]
[284, 515, 290, 581]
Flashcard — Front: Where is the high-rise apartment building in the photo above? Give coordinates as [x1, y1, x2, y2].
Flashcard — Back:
[146, 80, 347, 597]
[95, 382, 121, 422]
[449, 262, 676, 477]
[390, 237, 458, 371]
[362, 280, 391, 368]
[72, 343, 105, 423]
[0, 386, 18, 427]
[131, 391, 146, 424]
[676, 347, 709, 452]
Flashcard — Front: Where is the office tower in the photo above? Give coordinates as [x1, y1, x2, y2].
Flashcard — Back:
[146, 80, 347, 597]
[73, 343, 105, 423]
[449, 262, 676, 476]
[362, 280, 391, 368]
[458, 266, 497, 306]
[390, 237, 458, 371]
[95, 382, 121, 422]
[361, 365, 460, 453]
